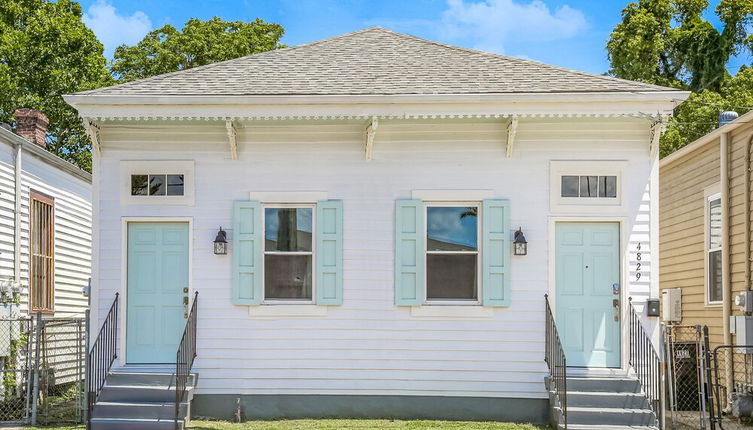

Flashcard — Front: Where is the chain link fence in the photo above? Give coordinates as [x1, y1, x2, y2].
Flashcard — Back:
[0, 312, 85, 426]
[665, 325, 715, 429]
[710, 345, 753, 429]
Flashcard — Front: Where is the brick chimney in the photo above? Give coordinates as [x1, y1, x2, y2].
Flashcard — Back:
[13, 109, 49, 148]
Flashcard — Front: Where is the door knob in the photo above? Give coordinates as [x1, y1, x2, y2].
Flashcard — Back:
[183, 296, 189, 305]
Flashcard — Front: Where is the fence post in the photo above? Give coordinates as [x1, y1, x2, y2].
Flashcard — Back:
[30, 312, 41, 426]
[702, 326, 716, 430]
[84, 309, 90, 428]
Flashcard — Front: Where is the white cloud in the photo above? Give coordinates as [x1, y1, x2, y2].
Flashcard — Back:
[441, 0, 587, 54]
[83, 1, 152, 58]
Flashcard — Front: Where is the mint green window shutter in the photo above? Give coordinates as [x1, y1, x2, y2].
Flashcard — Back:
[395, 199, 425, 306]
[482, 199, 511, 306]
[316, 200, 343, 305]
[232, 200, 262, 305]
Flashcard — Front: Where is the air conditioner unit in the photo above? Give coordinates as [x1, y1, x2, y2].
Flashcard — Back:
[662, 288, 682, 323]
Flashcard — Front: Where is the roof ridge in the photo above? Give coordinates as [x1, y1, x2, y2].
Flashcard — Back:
[81, 27, 387, 95]
[379, 27, 672, 92]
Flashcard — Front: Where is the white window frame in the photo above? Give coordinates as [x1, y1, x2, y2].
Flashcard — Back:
[424, 201, 482, 305]
[705, 191, 723, 306]
[549, 160, 627, 214]
[120, 160, 195, 206]
[261, 203, 316, 305]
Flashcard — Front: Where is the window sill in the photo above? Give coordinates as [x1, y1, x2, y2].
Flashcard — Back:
[410, 305, 493, 319]
[249, 304, 328, 318]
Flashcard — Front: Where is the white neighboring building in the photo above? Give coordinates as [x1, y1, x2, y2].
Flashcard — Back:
[66, 28, 688, 426]
[0, 109, 91, 318]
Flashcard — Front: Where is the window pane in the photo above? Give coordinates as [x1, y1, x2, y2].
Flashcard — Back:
[427, 254, 477, 300]
[603, 176, 617, 198]
[166, 174, 184, 196]
[709, 249, 722, 302]
[265, 208, 313, 252]
[427, 206, 478, 251]
[264, 254, 312, 299]
[131, 175, 148, 196]
[148, 175, 166, 196]
[561, 176, 579, 197]
[709, 198, 722, 250]
[580, 176, 598, 197]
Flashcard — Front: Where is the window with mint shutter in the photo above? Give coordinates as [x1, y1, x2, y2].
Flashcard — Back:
[395, 198, 511, 307]
[232, 200, 343, 306]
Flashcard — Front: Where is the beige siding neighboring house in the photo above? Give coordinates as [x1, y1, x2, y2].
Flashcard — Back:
[660, 110, 753, 348]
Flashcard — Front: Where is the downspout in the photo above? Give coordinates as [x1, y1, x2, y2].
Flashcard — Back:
[745, 134, 752, 293]
[13, 143, 21, 289]
[721, 131, 733, 402]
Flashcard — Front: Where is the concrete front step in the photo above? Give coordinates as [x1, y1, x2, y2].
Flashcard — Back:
[92, 401, 188, 420]
[106, 371, 197, 387]
[98, 384, 189, 403]
[566, 377, 641, 393]
[566, 406, 656, 426]
[568, 391, 650, 409]
[91, 417, 183, 430]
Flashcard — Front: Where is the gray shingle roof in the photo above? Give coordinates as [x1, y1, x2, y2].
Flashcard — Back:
[78, 27, 675, 96]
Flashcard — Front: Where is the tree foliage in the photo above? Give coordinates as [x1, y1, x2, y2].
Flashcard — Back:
[0, 0, 112, 171]
[110, 17, 284, 82]
[608, 0, 753, 156]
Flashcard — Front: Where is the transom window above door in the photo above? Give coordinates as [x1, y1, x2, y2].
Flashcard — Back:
[131, 174, 184, 196]
[264, 206, 314, 301]
[561, 175, 617, 198]
[426, 205, 479, 301]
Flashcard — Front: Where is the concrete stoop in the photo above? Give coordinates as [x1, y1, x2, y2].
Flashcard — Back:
[90, 370, 197, 430]
[548, 376, 659, 430]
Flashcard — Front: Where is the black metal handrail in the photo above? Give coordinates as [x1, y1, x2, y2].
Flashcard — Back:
[86, 293, 119, 430]
[175, 291, 198, 430]
[545, 294, 567, 429]
[628, 298, 662, 424]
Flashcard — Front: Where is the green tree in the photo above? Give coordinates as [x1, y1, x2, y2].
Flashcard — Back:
[0, 0, 112, 171]
[608, 0, 753, 156]
[111, 17, 284, 82]
[608, 0, 753, 92]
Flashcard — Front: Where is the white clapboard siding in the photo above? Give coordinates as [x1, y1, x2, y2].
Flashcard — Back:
[0, 139, 91, 318]
[95, 117, 655, 399]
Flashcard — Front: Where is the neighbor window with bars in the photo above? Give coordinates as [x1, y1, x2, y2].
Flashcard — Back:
[29, 191, 54, 313]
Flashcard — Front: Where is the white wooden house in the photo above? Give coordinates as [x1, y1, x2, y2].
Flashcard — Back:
[0, 109, 91, 319]
[66, 28, 689, 428]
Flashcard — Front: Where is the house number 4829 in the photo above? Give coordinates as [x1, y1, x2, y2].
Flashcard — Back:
[635, 242, 642, 281]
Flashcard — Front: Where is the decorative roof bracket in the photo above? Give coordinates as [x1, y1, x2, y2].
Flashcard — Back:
[226, 119, 238, 160]
[506, 115, 518, 158]
[365, 116, 379, 160]
[84, 119, 102, 154]
[649, 119, 665, 158]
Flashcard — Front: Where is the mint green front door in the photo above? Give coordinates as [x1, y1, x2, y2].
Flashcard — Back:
[555, 222, 620, 368]
[127, 222, 189, 364]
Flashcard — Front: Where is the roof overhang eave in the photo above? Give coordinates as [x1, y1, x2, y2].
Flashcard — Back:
[64, 90, 690, 108]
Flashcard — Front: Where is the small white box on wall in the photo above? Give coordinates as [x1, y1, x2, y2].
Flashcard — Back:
[662, 288, 682, 322]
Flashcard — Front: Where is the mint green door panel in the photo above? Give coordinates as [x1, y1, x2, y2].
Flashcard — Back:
[127, 222, 189, 364]
[556, 222, 620, 368]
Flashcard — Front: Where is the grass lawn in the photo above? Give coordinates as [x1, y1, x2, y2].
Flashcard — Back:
[28, 419, 546, 429]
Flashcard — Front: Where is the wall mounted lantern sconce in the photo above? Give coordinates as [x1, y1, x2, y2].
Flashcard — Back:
[214, 227, 228, 255]
[513, 227, 528, 256]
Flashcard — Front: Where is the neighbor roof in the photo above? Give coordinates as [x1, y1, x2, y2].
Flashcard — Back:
[77, 27, 676, 97]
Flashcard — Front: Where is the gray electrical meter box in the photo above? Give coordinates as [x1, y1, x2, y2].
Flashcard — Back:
[736, 291, 753, 313]
[731, 315, 753, 353]
[646, 299, 660, 317]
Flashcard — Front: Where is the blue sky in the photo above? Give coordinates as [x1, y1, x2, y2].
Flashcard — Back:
[78, 0, 747, 76]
